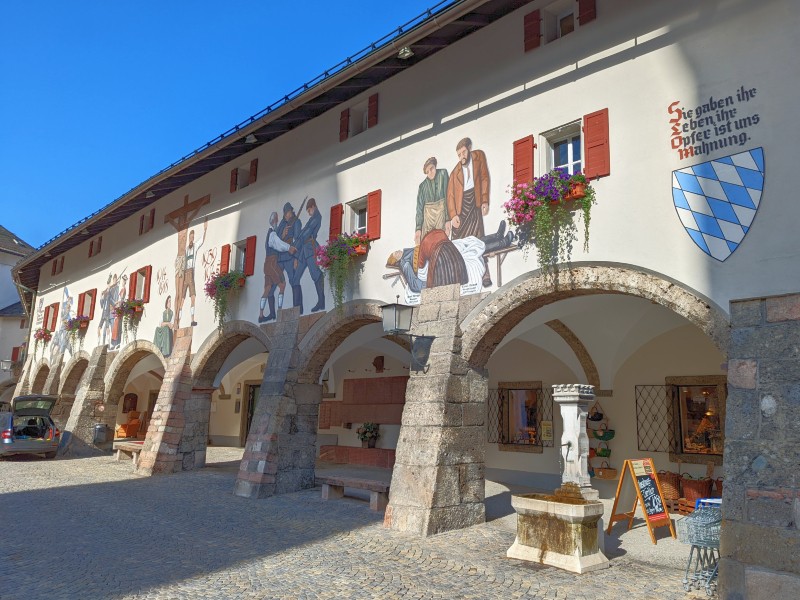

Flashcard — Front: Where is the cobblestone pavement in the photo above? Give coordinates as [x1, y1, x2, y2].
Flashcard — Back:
[0, 450, 708, 600]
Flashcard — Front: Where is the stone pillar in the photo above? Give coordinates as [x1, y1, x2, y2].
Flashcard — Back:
[719, 295, 800, 599]
[59, 346, 108, 457]
[386, 284, 488, 536]
[136, 328, 196, 475]
[42, 355, 63, 396]
[553, 384, 598, 500]
[234, 308, 320, 498]
[13, 355, 34, 398]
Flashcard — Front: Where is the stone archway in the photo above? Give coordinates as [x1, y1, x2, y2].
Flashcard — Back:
[52, 351, 90, 428]
[104, 340, 169, 405]
[461, 264, 729, 370]
[191, 320, 273, 388]
[29, 360, 51, 394]
[294, 300, 384, 384]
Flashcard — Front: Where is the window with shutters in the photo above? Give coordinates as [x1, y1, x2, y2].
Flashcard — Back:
[77, 289, 97, 319]
[233, 236, 257, 276]
[230, 158, 259, 192]
[340, 93, 379, 141]
[131, 266, 152, 302]
[50, 256, 64, 276]
[20, 318, 27, 329]
[139, 208, 156, 235]
[525, 0, 596, 49]
[347, 196, 368, 235]
[543, 121, 582, 175]
[88, 235, 103, 258]
[43, 302, 59, 331]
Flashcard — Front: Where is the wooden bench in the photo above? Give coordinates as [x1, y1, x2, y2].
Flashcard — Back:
[114, 441, 144, 468]
[316, 475, 390, 512]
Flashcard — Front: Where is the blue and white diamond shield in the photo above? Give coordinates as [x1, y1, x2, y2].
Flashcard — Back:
[672, 147, 765, 261]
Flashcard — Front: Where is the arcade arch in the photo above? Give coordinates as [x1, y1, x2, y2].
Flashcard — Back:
[52, 351, 90, 428]
[29, 360, 51, 394]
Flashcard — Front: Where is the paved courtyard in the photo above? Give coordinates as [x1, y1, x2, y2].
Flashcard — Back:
[0, 448, 707, 599]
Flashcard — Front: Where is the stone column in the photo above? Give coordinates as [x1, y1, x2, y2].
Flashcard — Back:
[386, 284, 488, 536]
[719, 295, 800, 598]
[136, 327, 196, 475]
[553, 384, 598, 500]
[13, 355, 34, 398]
[59, 346, 108, 457]
[234, 307, 320, 498]
[42, 355, 64, 396]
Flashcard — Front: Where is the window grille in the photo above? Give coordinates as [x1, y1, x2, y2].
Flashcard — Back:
[635, 385, 676, 453]
[487, 387, 554, 447]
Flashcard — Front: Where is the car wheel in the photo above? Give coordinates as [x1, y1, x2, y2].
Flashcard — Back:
[44, 451, 57, 459]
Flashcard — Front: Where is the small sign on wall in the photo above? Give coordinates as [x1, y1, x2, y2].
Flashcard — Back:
[540, 421, 553, 442]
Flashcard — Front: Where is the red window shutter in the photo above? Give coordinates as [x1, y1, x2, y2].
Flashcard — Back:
[11, 347, 20, 362]
[129, 272, 138, 300]
[88, 241, 94, 258]
[367, 94, 379, 128]
[220, 244, 231, 274]
[51, 260, 56, 276]
[43, 306, 50, 329]
[50, 303, 59, 330]
[139, 215, 145, 235]
[149, 208, 156, 231]
[230, 168, 239, 193]
[513, 136, 535, 186]
[58, 257, 64, 274]
[524, 10, 541, 52]
[243, 235, 256, 276]
[77, 293, 86, 317]
[329, 204, 344, 241]
[88, 289, 97, 319]
[249, 159, 258, 185]
[578, 0, 597, 25]
[584, 108, 610, 179]
[97, 236, 102, 254]
[143, 266, 152, 303]
[339, 109, 350, 142]
[367, 190, 382, 241]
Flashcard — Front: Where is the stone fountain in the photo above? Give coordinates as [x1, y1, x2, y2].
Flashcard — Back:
[506, 384, 609, 573]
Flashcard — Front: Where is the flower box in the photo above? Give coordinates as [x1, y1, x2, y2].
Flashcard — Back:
[353, 244, 368, 256]
[133, 305, 144, 313]
[564, 182, 587, 201]
[237, 277, 246, 287]
[78, 319, 90, 330]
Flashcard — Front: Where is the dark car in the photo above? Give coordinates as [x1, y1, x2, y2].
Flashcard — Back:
[0, 395, 60, 459]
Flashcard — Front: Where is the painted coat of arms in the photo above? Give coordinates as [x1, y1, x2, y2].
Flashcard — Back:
[672, 147, 764, 261]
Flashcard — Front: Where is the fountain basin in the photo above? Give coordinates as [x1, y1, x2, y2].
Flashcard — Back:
[506, 492, 610, 573]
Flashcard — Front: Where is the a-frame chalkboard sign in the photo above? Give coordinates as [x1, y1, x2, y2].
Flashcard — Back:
[606, 458, 676, 544]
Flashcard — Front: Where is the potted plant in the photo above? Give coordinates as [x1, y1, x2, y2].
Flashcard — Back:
[113, 298, 145, 341]
[356, 422, 380, 448]
[65, 315, 91, 351]
[33, 327, 52, 357]
[204, 269, 246, 330]
[315, 232, 371, 309]
[503, 169, 596, 276]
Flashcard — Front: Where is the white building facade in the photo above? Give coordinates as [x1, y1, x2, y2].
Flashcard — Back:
[12, 1, 799, 596]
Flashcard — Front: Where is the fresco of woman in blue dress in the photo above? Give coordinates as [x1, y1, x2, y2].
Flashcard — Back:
[153, 295, 174, 357]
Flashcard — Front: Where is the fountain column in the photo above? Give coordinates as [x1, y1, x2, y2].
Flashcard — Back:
[553, 384, 598, 501]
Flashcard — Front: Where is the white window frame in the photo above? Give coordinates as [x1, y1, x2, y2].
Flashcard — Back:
[234, 240, 248, 272]
[348, 100, 369, 138]
[542, 0, 578, 44]
[542, 120, 582, 176]
[236, 161, 252, 190]
[347, 196, 368, 235]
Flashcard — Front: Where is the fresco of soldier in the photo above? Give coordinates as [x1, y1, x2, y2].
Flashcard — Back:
[276, 201, 301, 310]
[415, 157, 450, 246]
[446, 137, 492, 287]
[258, 211, 292, 323]
[97, 273, 121, 346]
[290, 197, 325, 314]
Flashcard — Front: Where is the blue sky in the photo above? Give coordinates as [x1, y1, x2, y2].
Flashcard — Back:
[0, 1, 449, 248]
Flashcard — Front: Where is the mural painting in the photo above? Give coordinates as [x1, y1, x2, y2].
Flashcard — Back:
[50, 287, 74, 360]
[386, 137, 516, 304]
[258, 197, 324, 322]
[153, 295, 174, 357]
[98, 272, 124, 349]
[164, 194, 210, 329]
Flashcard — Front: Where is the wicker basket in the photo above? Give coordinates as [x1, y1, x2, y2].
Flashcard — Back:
[681, 476, 713, 503]
[658, 470, 682, 500]
[595, 461, 618, 480]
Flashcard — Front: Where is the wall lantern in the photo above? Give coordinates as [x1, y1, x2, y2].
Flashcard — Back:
[0, 359, 13, 371]
[380, 296, 432, 373]
[380, 296, 414, 335]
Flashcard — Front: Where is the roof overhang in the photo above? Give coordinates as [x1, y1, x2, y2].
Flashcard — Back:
[13, 0, 533, 294]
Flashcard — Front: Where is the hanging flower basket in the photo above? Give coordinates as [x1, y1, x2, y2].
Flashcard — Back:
[204, 269, 246, 330]
[315, 232, 371, 310]
[113, 299, 145, 341]
[65, 315, 91, 351]
[33, 327, 52, 357]
[503, 169, 596, 277]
